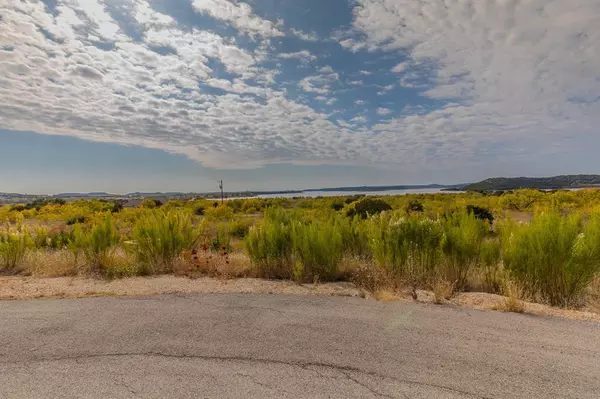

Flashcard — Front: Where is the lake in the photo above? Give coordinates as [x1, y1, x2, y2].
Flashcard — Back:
[256, 188, 461, 198]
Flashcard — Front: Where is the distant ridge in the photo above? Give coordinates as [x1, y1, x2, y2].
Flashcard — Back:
[461, 175, 600, 191]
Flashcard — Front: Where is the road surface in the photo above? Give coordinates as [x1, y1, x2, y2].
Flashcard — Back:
[1, 293, 599, 398]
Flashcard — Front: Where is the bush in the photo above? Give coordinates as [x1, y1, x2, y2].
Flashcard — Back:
[74, 216, 120, 273]
[134, 211, 198, 274]
[291, 219, 344, 282]
[440, 211, 490, 290]
[346, 198, 392, 219]
[368, 213, 444, 288]
[230, 218, 253, 239]
[245, 208, 294, 278]
[501, 212, 600, 306]
[66, 216, 87, 225]
[139, 199, 163, 209]
[0, 220, 29, 270]
[466, 205, 494, 225]
[194, 206, 205, 216]
[205, 205, 234, 221]
[331, 202, 344, 211]
[405, 200, 424, 214]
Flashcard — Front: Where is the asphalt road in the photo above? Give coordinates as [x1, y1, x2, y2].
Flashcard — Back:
[1, 293, 599, 398]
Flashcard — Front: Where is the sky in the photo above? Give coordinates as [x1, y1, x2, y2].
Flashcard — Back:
[0, 0, 599, 194]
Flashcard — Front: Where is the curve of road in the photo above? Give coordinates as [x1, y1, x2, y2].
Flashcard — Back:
[1, 293, 599, 398]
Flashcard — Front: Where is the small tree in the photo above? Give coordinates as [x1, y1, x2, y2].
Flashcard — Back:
[405, 200, 424, 214]
[466, 205, 494, 225]
[346, 198, 392, 219]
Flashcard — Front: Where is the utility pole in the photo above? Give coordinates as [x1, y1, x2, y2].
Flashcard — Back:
[219, 180, 224, 205]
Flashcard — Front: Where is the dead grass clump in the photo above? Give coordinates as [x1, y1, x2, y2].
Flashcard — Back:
[175, 247, 253, 279]
[22, 249, 85, 277]
[430, 277, 455, 304]
[352, 262, 394, 296]
[493, 280, 525, 313]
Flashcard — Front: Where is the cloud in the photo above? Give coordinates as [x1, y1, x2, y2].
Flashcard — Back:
[1, 0, 599, 177]
[298, 70, 339, 94]
[277, 50, 316, 62]
[191, 0, 283, 38]
[290, 28, 319, 42]
[349, 80, 363, 85]
[391, 62, 408, 73]
[350, 116, 368, 124]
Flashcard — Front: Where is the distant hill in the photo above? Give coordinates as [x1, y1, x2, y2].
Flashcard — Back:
[461, 175, 600, 191]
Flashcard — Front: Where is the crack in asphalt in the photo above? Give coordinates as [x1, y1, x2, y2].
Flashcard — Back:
[1, 351, 490, 398]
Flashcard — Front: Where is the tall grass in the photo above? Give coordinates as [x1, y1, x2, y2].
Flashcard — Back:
[74, 215, 120, 273]
[291, 218, 344, 281]
[440, 211, 490, 290]
[501, 212, 600, 306]
[134, 211, 198, 274]
[0, 219, 29, 270]
[368, 213, 444, 288]
[245, 208, 294, 278]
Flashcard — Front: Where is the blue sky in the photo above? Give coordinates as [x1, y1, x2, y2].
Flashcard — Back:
[1, 0, 599, 194]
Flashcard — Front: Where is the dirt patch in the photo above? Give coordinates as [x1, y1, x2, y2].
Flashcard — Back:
[1, 276, 598, 322]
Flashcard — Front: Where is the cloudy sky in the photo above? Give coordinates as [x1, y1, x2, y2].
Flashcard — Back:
[1, 0, 599, 194]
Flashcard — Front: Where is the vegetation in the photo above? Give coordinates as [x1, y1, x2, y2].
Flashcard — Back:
[2, 189, 600, 310]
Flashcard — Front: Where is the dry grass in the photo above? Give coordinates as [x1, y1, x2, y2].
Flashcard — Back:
[372, 290, 402, 302]
[174, 249, 254, 279]
[588, 277, 600, 314]
[0, 275, 360, 301]
[430, 277, 455, 304]
[492, 280, 525, 313]
[351, 262, 394, 295]
[21, 250, 85, 277]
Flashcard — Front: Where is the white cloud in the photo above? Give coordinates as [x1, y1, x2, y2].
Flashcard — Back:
[350, 116, 368, 124]
[377, 108, 392, 115]
[349, 0, 600, 158]
[349, 80, 363, 85]
[299, 70, 339, 94]
[1, 0, 599, 175]
[290, 28, 319, 42]
[277, 50, 316, 62]
[391, 62, 408, 73]
[191, 0, 284, 38]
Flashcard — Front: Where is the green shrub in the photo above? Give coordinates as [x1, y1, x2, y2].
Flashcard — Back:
[405, 200, 424, 214]
[82, 216, 120, 272]
[346, 197, 392, 219]
[440, 211, 490, 290]
[479, 238, 502, 293]
[210, 223, 232, 252]
[139, 199, 163, 209]
[66, 216, 86, 225]
[229, 218, 253, 239]
[291, 219, 344, 281]
[501, 212, 600, 306]
[466, 205, 494, 225]
[205, 205, 234, 221]
[134, 211, 198, 274]
[245, 208, 294, 278]
[368, 213, 444, 287]
[0, 220, 29, 270]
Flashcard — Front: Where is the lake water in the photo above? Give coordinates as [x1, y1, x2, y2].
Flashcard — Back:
[257, 188, 461, 198]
